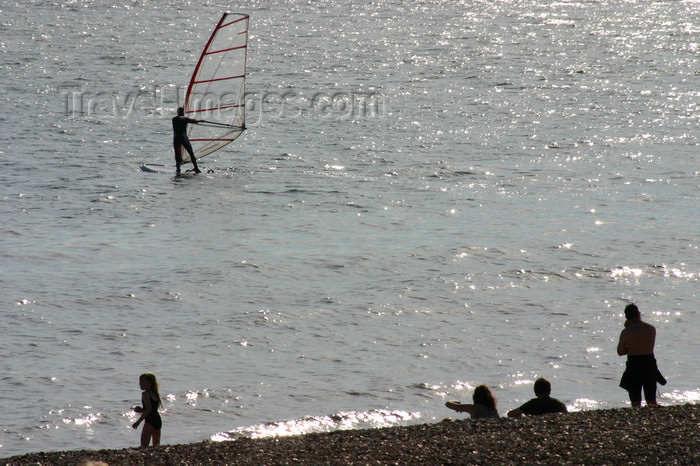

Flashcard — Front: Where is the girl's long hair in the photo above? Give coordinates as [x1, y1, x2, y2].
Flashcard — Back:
[140, 372, 163, 409]
[472, 384, 497, 410]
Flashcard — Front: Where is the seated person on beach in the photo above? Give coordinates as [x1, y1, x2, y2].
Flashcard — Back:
[445, 384, 500, 419]
[507, 377, 567, 417]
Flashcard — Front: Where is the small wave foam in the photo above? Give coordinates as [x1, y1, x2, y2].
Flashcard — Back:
[211, 409, 421, 442]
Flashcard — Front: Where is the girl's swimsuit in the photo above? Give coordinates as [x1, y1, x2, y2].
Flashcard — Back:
[144, 397, 162, 430]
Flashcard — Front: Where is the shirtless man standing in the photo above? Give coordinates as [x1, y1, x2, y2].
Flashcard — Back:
[617, 303, 665, 407]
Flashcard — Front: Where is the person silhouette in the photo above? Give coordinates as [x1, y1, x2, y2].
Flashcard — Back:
[507, 378, 567, 417]
[132, 372, 163, 447]
[617, 303, 666, 407]
[445, 384, 500, 419]
[172, 107, 203, 175]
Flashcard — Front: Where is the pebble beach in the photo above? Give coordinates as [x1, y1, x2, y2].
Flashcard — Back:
[4, 404, 698, 465]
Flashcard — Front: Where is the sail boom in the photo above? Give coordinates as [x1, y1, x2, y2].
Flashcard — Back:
[191, 139, 239, 142]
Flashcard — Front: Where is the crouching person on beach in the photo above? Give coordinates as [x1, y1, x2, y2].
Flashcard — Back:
[507, 378, 567, 417]
[445, 384, 500, 419]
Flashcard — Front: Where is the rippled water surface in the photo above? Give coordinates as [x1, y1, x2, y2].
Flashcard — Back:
[1, 0, 698, 458]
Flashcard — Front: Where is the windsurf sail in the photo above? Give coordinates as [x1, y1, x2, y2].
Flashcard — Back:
[181, 12, 249, 163]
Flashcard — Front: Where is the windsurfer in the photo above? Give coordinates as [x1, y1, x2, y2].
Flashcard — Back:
[172, 107, 203, 175]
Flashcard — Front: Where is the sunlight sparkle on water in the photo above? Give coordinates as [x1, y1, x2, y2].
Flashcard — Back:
[569, 398, 599, 411]
[610, 266, 643, 278]
[62, 413, 100, 427]
[211, 410, 421, 442]
[664, 390, 700, 404]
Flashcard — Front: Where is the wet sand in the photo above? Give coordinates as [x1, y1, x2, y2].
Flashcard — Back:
[4, 404, 698, 465]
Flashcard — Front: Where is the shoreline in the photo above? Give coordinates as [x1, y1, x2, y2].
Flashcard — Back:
[4, 404, 699, 465]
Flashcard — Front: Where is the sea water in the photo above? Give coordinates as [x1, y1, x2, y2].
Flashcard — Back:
[1, 0, 698, 458]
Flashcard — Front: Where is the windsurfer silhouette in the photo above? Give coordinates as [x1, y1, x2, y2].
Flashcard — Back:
[172, 107, 203, 175]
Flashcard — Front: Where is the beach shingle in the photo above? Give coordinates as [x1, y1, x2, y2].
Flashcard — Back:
[3, 404, 699, 465]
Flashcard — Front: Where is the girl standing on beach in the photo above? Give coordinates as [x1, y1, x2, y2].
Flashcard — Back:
[132, 372, 163, 447]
